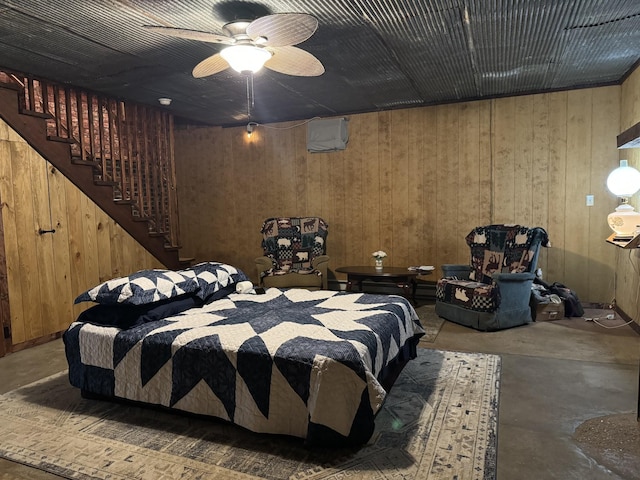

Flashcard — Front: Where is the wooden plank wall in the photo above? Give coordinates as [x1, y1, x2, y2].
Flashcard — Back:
[174, 86, 620, 306]
[0, 119, 163, 350]
[617, 67, 640, 322]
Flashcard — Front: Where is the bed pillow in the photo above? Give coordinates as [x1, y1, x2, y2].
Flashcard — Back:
[74, 269, 199, 305]
[76, 294, 203, 329]
[137, 294, 203, 323]
[179, 261, 249, 302]
[76, 303, 143, 328]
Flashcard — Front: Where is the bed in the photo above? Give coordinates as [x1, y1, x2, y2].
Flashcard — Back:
[63, 262, 425, 446]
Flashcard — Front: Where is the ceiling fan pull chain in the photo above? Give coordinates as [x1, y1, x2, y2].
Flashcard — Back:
[246, 73, 255, 118]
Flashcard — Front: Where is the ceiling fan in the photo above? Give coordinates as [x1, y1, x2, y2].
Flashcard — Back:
[143, 13, 324, 78]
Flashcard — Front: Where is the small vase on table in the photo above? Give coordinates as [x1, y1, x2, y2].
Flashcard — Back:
[372, 250, 387, 271]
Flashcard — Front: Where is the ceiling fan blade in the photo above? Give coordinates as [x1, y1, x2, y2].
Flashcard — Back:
[265, 46, 324, 76]
[246, 13, 318, 47]
[192, 53, 230, 78]
[143, 25, 234, 45]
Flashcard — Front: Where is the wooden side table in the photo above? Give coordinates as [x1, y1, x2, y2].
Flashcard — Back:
[335, 266, 430, 304]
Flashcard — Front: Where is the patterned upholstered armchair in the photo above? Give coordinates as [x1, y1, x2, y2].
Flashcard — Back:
[255, 217, 330, 290]
[435, 224, 549, 331]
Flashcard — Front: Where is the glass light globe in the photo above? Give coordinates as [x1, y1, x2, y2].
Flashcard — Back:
[606, 160, 640, 237]
[606, 161, 640, 197]
[220, 45, 272, 74]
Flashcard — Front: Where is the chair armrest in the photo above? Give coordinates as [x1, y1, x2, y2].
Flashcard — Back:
[492, 272, 536, 310]
[255, 256, 273, 270]
[255, 256, 274, 285]
[492, 272, 535, 282]
[312, 255, 330, 289]
[312, 255, 330, 269]
[441, 264, 471, 279]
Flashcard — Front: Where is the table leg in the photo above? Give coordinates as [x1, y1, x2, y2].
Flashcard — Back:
[412, 278, 418, 305]
[345, 276, 354, 292]
[397, 279, 417, 305]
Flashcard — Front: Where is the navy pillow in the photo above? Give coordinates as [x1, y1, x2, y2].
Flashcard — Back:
[138, 294, 203, 323]
[76, 294, 203, 329]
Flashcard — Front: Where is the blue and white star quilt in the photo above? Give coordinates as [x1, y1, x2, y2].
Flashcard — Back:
[64, 288, 424, 445]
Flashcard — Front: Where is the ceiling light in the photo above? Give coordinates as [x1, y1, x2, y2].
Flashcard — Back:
[158, 97, 172, 106]
[220, 45, 272, 74]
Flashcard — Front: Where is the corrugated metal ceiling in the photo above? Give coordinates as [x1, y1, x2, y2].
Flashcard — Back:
[0, 0, 638, 126]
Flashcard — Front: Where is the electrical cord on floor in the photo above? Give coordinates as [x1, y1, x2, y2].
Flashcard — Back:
[583, 308, 636, 329]
[589, 317, 636, 329]
[589, 248, 638, 328]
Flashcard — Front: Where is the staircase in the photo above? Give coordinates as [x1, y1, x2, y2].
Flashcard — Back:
[0, 70, 191, 270]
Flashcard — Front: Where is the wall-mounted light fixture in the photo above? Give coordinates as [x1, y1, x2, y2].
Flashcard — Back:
[246, 123, 255, 138]
[606, 159, 640, 239]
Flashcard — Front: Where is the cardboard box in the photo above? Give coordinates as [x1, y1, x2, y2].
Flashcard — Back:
[532, 301, 564, 321]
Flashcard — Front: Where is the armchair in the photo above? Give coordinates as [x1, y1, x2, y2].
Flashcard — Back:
[435, 224, 549, 331]
[255, 217, 330, 290]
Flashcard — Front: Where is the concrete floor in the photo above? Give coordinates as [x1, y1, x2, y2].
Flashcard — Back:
[429, 310, 640, 480]
[0, 309, 638, 479]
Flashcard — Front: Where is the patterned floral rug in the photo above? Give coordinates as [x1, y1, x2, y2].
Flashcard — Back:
[0, 348, 500, 480]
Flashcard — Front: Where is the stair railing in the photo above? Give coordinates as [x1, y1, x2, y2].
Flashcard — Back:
[0, 70, 180, 249]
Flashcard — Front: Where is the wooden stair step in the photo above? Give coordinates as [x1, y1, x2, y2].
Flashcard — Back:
[114, 199, 135, 205]
[91, 155, 112, 162]
[179, 257, 196, 267]
[21, 109, 54, 119]
[71, 158, 101, 169]
[47, 135, 75, 144]
[94, 180, 118, 187]
[0, 81, 20, 92]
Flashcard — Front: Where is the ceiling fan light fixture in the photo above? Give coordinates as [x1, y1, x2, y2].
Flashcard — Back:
[220, 45, 272, 74]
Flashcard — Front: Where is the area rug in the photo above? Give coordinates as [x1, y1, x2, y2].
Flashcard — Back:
[0, 348, 500, 480]
[414, 303, 445, 342]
